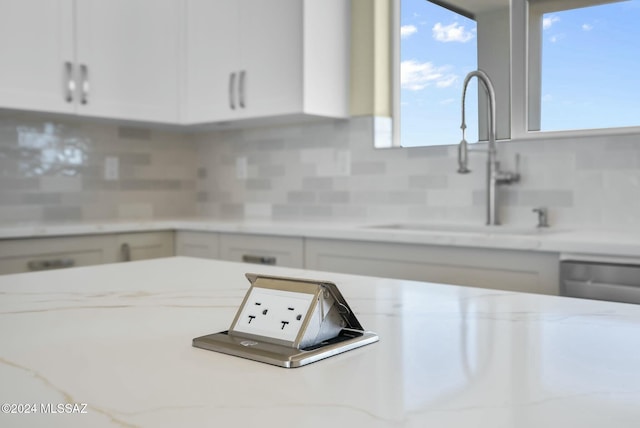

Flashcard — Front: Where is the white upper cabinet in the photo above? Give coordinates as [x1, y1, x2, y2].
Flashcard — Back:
[0, 0, 348, 126]
[0, 0, 181, 123]
[184, 0, 349, 125]
[0, 0, 75, 114]
[184, 0, 240, 123]
[234, 0, 302, 119]
[74, 0, 181, 123]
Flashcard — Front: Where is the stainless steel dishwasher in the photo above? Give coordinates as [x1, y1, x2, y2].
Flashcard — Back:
[561, 260, 640, 305]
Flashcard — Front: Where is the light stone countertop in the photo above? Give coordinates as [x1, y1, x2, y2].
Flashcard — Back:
[1, 256, 639, 427]
[2, 218, 640, 260]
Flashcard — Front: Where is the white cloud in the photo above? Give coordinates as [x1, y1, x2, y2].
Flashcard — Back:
[582, 23, 593, 31]
[436, 75, 457, 88]
[400, 60, 457, 91]
[543, 15, 560, 30]
[401, 25, 418, 39]
[432, 22, 474, 43]
[549, 33, 565, 43]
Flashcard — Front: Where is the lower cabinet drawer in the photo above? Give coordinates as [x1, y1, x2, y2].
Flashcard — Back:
[219, 233, 304, 269]
[175, 231, 220, 259]
[0, 235, 112, 275]
[0, 231, 175, 275]
[115, 232, 175, 262]
[305, 238, 560, 295]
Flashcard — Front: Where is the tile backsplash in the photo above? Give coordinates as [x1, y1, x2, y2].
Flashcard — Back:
[195, 117, 640, 229]
[0, 111, 197, 224]
[2, 111, 639, 229]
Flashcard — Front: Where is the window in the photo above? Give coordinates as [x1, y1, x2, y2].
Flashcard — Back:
[396, 0, 478, 147]
[528, 0, 640, 132]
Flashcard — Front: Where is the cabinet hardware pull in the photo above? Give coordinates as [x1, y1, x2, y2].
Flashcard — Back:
[121, 243, 131, 262]
[239, 70, 246, 108]
[242, 255, 276, 265]
[229, 72, 237, 110]
[27, 258, 75, 271]
[64, 61, 75, 102]
[80, 64, 89, 105]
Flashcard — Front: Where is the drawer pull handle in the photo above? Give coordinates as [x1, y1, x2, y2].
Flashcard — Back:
[242, 255, 276, 265]
[229, 72, 237, 110]
[27, 258, 75, 271]
[121, 243, 131, 262]
[64, 61, 75, 102]
[79, 64, 89, 105]
[238, 70, 246, 108]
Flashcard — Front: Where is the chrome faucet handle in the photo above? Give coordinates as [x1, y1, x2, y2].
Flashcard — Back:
[457, 138, 471, 174]
[532, 207, 549, 228]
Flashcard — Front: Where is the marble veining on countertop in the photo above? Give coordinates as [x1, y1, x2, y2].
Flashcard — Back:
[2, 218, 640, 259]
[1, 257, 640, 427]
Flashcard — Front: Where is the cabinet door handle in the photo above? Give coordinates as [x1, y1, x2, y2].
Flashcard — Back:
[229, 72, 237, 110]
[79, 64, 89, 105]
[121, 243, 131, 262]
[242, 255, 276, 265]
[239, 70, 246, 109]
[27, 258, 75, 271]
[63, 61, 76, 102]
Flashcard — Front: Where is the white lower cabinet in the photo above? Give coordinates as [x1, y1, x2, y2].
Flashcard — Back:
[305, 239, 560, 295]
[219, 233, 304, 269]
[175, 231, 220, 259]
[0, 232, 174, 275]
[114, 232, 175, 262]
[0, 235, 111, 275]
[1, 229, 560, 296]
[174, 231, 303, 268]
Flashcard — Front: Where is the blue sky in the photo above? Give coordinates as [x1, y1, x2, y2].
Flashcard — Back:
[539, 0, 640, 131]
[400, 0, 478, 147]
[400, 0, 639, 146]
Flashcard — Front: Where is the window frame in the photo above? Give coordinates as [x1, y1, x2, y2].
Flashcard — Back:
[391, 0, 512, 148]
[389, 0, 640, 148]
[511, 0, 640, 140]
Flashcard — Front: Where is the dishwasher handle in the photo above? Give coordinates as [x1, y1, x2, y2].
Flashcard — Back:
[562, 279, 640, 305]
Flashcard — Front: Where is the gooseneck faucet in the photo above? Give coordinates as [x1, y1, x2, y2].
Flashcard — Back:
[458, 70, 520, 226]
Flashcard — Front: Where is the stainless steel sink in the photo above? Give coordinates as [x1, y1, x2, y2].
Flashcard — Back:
[363, 223, 560, 235]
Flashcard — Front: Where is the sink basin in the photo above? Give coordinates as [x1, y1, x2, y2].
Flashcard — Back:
[363, 223, 559, 235]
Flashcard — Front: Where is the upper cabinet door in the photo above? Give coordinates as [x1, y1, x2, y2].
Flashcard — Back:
[184, 0, 241, 123]
[184, 0, 349, 125]
[0, 0, 75, 114]
[237, 0, 302, 118]
[75, 0, 181, 123]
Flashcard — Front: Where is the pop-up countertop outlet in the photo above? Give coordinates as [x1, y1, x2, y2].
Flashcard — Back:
[192, 274, 379, 368]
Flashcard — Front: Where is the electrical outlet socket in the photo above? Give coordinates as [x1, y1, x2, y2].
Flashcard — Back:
[104, 156, 119, 181]
[232, 287, 313, 343]
[229, 274, 348, 349]
[236, 156, 248, 180]
[193, 274, 379, 367]
[336, 149, 351, 176]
